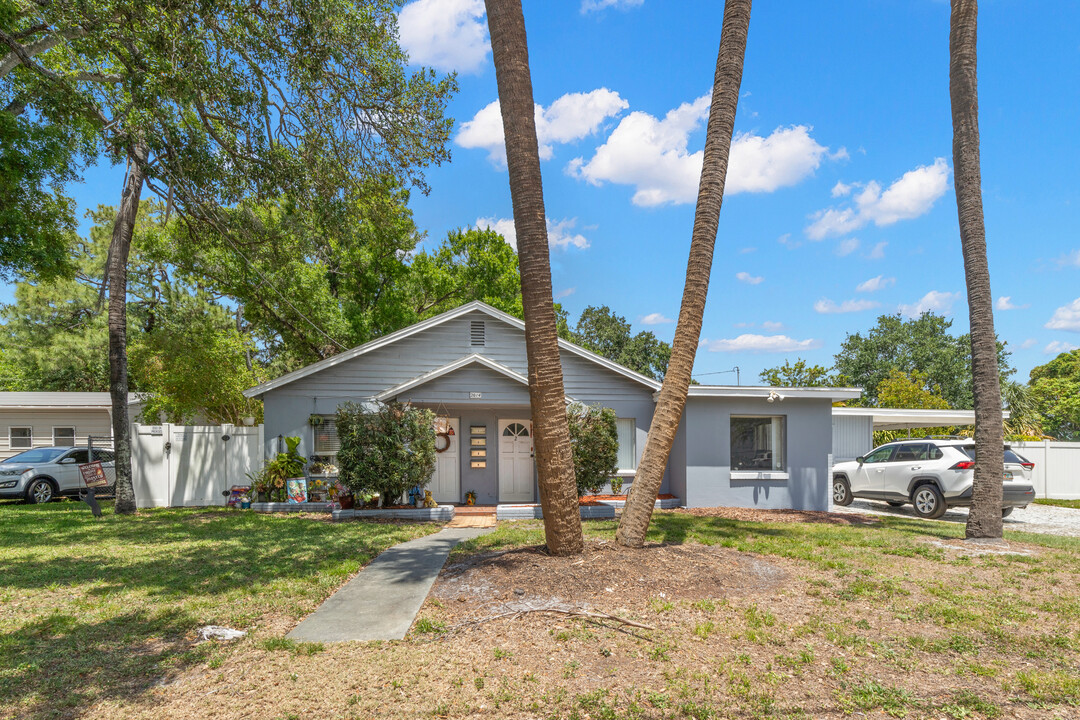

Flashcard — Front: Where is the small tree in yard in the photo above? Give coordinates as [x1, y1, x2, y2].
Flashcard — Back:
[566, 403, 619, 497]
[337, 402, 436, 507]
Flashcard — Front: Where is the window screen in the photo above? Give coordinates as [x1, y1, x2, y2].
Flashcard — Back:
[9, 427, 31, 449]
[730, 416, 786, 471]
[314, 419, 340, 455]
[53, 427, 75, 446]
[616, 418, 636, 470]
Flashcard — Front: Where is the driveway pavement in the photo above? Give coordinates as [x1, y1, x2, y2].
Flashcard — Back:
[833, 499, 1080, 537]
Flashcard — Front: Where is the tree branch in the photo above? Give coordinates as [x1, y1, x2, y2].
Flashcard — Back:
[0, 26, 87, 80]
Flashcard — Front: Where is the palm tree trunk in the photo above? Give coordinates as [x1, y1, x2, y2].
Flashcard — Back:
[951, 0, 1004, 540]
[485, 0, 583, 555]
[616, 0, 752, 548]
[109, 141, 148, 515]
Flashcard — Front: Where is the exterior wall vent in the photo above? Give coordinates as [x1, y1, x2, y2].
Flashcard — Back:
[470, 320, 486, 347]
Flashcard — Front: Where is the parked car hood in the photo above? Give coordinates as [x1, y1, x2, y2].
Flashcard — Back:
[0, 463, 35, 474]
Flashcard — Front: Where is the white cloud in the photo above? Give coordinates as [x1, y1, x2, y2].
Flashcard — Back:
[704, 334, 823, 353]
[899, 290, 959, 317]
[546, 218, 591, 250]
[856, 275, 895, 293]
[398, 0, 489, 74]
[1045, 340, 1079, 354]
[554, 287, 576, 300]
[571, 100, 833, 206]
[581, 0, 643, 12]
[1045, 298, 1080, 331]
[476, 216, 590, 251]
[1020, 338, 1038, 349]
[1056, 250, 1080, 267]
[831, 181, 853, 197]
[739, 246, 756, 254]
[640, 312, 673, 325]
[458, 89, 629, 164]
[777, 233, 802, 250]
[867, 241, 887, 260]
[995, 296, 1028, 311]
[814, 298, 879, 314]
[761, 321, 784, 331]
[806, 158, 951, 239]
[835, 237, 860, 257]
[736, 271, 763, 285]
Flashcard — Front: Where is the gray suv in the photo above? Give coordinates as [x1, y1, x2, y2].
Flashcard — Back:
[0, 447, 116, 504]
[831, 439, 1036, 519]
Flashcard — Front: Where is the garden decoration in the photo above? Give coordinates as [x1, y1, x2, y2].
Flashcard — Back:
[286, 478, 308, 503]
[465, 490, 477, 506]
[434, 413, 454, 453]
[423, 490, 437, 508]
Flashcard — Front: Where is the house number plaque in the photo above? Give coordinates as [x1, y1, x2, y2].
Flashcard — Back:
[470, 438, 485, 447]
[470, 425, 486, 435]
[471, 461, 486, 468]
[471, 449, 486, 458]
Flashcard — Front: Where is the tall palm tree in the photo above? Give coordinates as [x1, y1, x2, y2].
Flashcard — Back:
[617, 0, 752, 548]
[485, 0, 583, 555]
[108, 142, 148, 515]
[950, 0, 1004, 540]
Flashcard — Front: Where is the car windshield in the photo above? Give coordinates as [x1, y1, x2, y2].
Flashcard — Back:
[1, 448, 67, 464]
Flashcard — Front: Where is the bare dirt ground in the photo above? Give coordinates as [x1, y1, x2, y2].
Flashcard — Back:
[75, 512, 1079, 720]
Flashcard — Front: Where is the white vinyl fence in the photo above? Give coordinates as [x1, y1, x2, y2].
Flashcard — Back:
[132, 423, 264, 508]
[1011, 441, 1080, 500]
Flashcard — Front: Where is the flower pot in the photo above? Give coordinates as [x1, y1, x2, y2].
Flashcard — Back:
[339, 495, 355, 510]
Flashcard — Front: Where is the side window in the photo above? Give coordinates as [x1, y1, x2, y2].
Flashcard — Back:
[66, 450, 90, 464]
[894, 443, 929, 461]
[9, 427, 32, 449]
[928, 446, 943, 460]
[863, 446, 894, 463]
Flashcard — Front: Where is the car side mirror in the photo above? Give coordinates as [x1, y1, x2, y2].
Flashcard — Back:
[855, 456, 865, 464]
[59, 457, 76, 465]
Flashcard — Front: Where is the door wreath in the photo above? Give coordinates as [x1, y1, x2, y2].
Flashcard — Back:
[435, 432, 451, 453]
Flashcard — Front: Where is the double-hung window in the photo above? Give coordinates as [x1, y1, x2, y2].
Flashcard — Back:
[53, 427, 76, 446]
[313, 419, 340, 463]
[9, 427, 31, 450]
[730, 416, 786, 472]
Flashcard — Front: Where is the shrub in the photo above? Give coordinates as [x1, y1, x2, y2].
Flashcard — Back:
[566, 402, 619, 496]
[250, 436, 304, 501]
[336, 401, 437, 507]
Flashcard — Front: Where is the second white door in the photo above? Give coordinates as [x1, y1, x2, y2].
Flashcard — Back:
[498, 419, 534, 502]
[430, 417, 460, 503]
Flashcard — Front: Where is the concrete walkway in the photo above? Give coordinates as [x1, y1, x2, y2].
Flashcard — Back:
[287, 527, 491, 643]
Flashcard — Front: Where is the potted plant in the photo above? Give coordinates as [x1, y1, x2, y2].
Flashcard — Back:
[309, 414, 324, 426]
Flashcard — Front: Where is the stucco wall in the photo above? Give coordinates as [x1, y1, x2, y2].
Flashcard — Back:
[683, 396, 832, 511]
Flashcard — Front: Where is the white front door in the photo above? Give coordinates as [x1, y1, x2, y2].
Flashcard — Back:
[430, 417, 460, 503]
[498, 419, 534, 502]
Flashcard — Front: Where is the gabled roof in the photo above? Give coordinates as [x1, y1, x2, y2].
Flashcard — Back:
[244, 301, 662, 398]
[375, 354, 528, 401]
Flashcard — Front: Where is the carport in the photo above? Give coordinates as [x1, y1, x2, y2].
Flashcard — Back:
[831, 407, 1011, 462]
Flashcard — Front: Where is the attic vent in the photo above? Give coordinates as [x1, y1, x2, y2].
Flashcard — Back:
[470, 320, 486, 347]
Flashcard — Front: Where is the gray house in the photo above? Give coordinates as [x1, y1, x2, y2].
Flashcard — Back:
[244, 302, 860, 510]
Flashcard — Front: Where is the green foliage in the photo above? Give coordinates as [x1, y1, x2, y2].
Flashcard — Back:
[250, 436, 305, 501]
[336, 401, 436, 506]
[570, 305, 671, 380]
[129, 284, 263, 424]
[834, 312, 1012, 408]
[758, 359, 837, 387]
[566, 402, 619, 496]
[876, 368, 950, 409]
[1028, 349, 1080, 440]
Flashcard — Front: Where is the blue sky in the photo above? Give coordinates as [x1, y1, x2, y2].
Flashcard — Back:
[9, 0, 1079, 385]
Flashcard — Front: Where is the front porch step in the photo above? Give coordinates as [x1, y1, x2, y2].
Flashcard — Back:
[497, 503, 615, 521]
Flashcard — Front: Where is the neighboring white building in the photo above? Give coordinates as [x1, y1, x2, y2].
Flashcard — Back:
[0, 393, 138, 460]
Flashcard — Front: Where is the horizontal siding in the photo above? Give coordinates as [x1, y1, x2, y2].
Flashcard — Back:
[0, 409, 113, 459]
[393, 365, 531, 405]
[831, 415, 873, 462]
[271, 310, 657, 409]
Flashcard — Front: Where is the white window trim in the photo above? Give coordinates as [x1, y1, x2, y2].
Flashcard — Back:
[8, 426, 32, 449]
[729, 470, 790, 481]
[52, 426, 76, 446]
[730, 414, 787, 473]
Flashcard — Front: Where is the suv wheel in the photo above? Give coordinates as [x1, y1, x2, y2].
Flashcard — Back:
[1002, 507, 1014, 518]
[26, 479, 55, 504]
[911, 484, 946, 519]
[832, 476, 853, 506]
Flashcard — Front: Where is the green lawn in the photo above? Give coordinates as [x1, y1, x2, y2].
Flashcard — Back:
[0, 500, 438, 717]
[1034, 498, 1080, 509]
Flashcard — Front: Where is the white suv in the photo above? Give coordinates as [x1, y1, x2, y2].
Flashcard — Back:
[831, 439, 1036, 519]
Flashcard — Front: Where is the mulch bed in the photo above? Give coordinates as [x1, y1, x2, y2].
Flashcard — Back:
[672, 506, 880, 525]
[433, 539, 787, 611]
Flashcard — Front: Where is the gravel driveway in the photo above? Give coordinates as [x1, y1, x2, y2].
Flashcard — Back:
[832, 499, 1080, 537]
